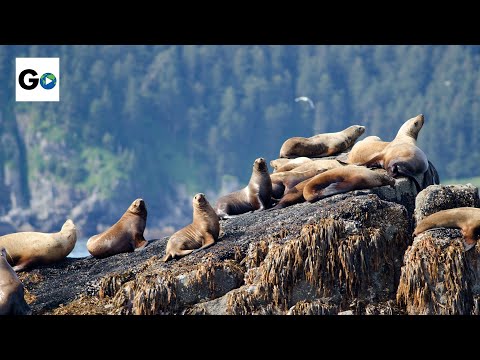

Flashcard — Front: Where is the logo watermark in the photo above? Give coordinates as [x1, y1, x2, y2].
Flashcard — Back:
[16, 58, 60, 102]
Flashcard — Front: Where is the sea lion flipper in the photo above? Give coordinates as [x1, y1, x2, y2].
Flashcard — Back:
[134, 237, 148, 251]
[192, 233, 216, 254]
[461, 227, 477, 250]
[12, 262, 30, 273]
[357, 152, 383, 168]
[162, 253, 173, 262]
[134, 243, 148, 252]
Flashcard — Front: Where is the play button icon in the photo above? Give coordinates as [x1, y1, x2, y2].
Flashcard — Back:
[40, 73, 57, 90]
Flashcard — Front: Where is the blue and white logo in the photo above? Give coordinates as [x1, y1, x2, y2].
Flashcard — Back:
[16, 58, 60, 102]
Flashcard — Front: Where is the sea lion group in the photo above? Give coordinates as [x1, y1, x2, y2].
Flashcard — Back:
[3, 112, 479, 315]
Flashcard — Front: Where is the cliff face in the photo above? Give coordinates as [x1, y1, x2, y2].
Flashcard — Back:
[0, 114, 191, 239]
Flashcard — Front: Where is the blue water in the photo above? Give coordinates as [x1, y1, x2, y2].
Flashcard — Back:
[68, 238, 90, 258]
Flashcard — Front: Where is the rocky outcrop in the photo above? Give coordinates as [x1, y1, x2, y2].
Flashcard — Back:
[413, 183, 480, 225]
[21, 174, 418, 315]
[397, 184, 480, 315]
[18, 171, 479, 316]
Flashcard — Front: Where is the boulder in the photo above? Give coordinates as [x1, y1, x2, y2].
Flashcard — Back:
[397, 183, 480, 315]
[414, 183, 480, 225]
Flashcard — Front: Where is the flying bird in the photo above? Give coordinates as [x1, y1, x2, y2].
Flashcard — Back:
[295, 96, 315, 109]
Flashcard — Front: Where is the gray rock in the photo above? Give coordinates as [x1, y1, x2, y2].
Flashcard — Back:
[414, 183, 480, 225]
[354, 175, 418, 216]
[175, 264, 244, 306]
[185, 295, 229, 315]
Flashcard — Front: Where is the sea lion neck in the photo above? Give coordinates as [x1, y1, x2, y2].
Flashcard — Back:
[253, 162, 268, 175]
[194, 200, 212, 214]
[395, 115, 424, 141]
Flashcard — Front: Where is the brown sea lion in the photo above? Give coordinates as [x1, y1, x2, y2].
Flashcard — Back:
[337, 136, 389, 165]
[163, 193, 220, 262]
[286, 159, 344, 174]
[358, 115, 429, 182]
[279, 125, 365, 159]
[0, 219, 77, 272]
[270, 159, 344, 198]
[271, 157, 313, 172]
[87, 198, 147, 259]
[0, 248, 31, 315]
[303, 165, 396, 203]
[270, 168, 324, 199]
[271, 161, 346, 209]
[392, 114, 425, 144]
[215, 158, 272, 219]
[271, 177, 312, 210]
[271, 182, 286, 200]
[414, 207, 480, 251]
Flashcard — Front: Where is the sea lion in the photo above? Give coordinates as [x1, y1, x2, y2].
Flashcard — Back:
[0, 219, 77, 272]
[0, 248, 31, 315]
[271, 160, 346, 209]
[270, 168, 325, 199]
[271, 159, 344, 196]
[337, 136, 389, 165]
[271, 177, 312, 210]
[414, 207, 480, 251]
[342, 114, 425, 165]
[358, 115, 429, 183]
[392, 114, 425, 144]
[163, 193, 220, 262]
[279, 125, 365, 159]
[271, 157, 313, 172]
[285, 159, 344, 174]
[215, 157, 272, 219]
[87, 198, 147, 259]
[303, 165, 396, 203]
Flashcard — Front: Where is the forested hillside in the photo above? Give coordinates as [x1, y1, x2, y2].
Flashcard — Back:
[1, 45, 479, 236]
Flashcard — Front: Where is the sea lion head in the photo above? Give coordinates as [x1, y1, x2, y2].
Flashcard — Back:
[193, 193, 208, 207]
[253, 157, 268, 172]
[61, 219, 76, 232]
[128, 198, 147, 218]
[399, 114, 424, 140]
[351, 125, 366, 137]
[60, 219, 77, 244]
[0, 248, 6, 259]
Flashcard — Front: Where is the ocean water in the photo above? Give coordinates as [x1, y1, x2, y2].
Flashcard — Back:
[68, 238, 90, 258]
